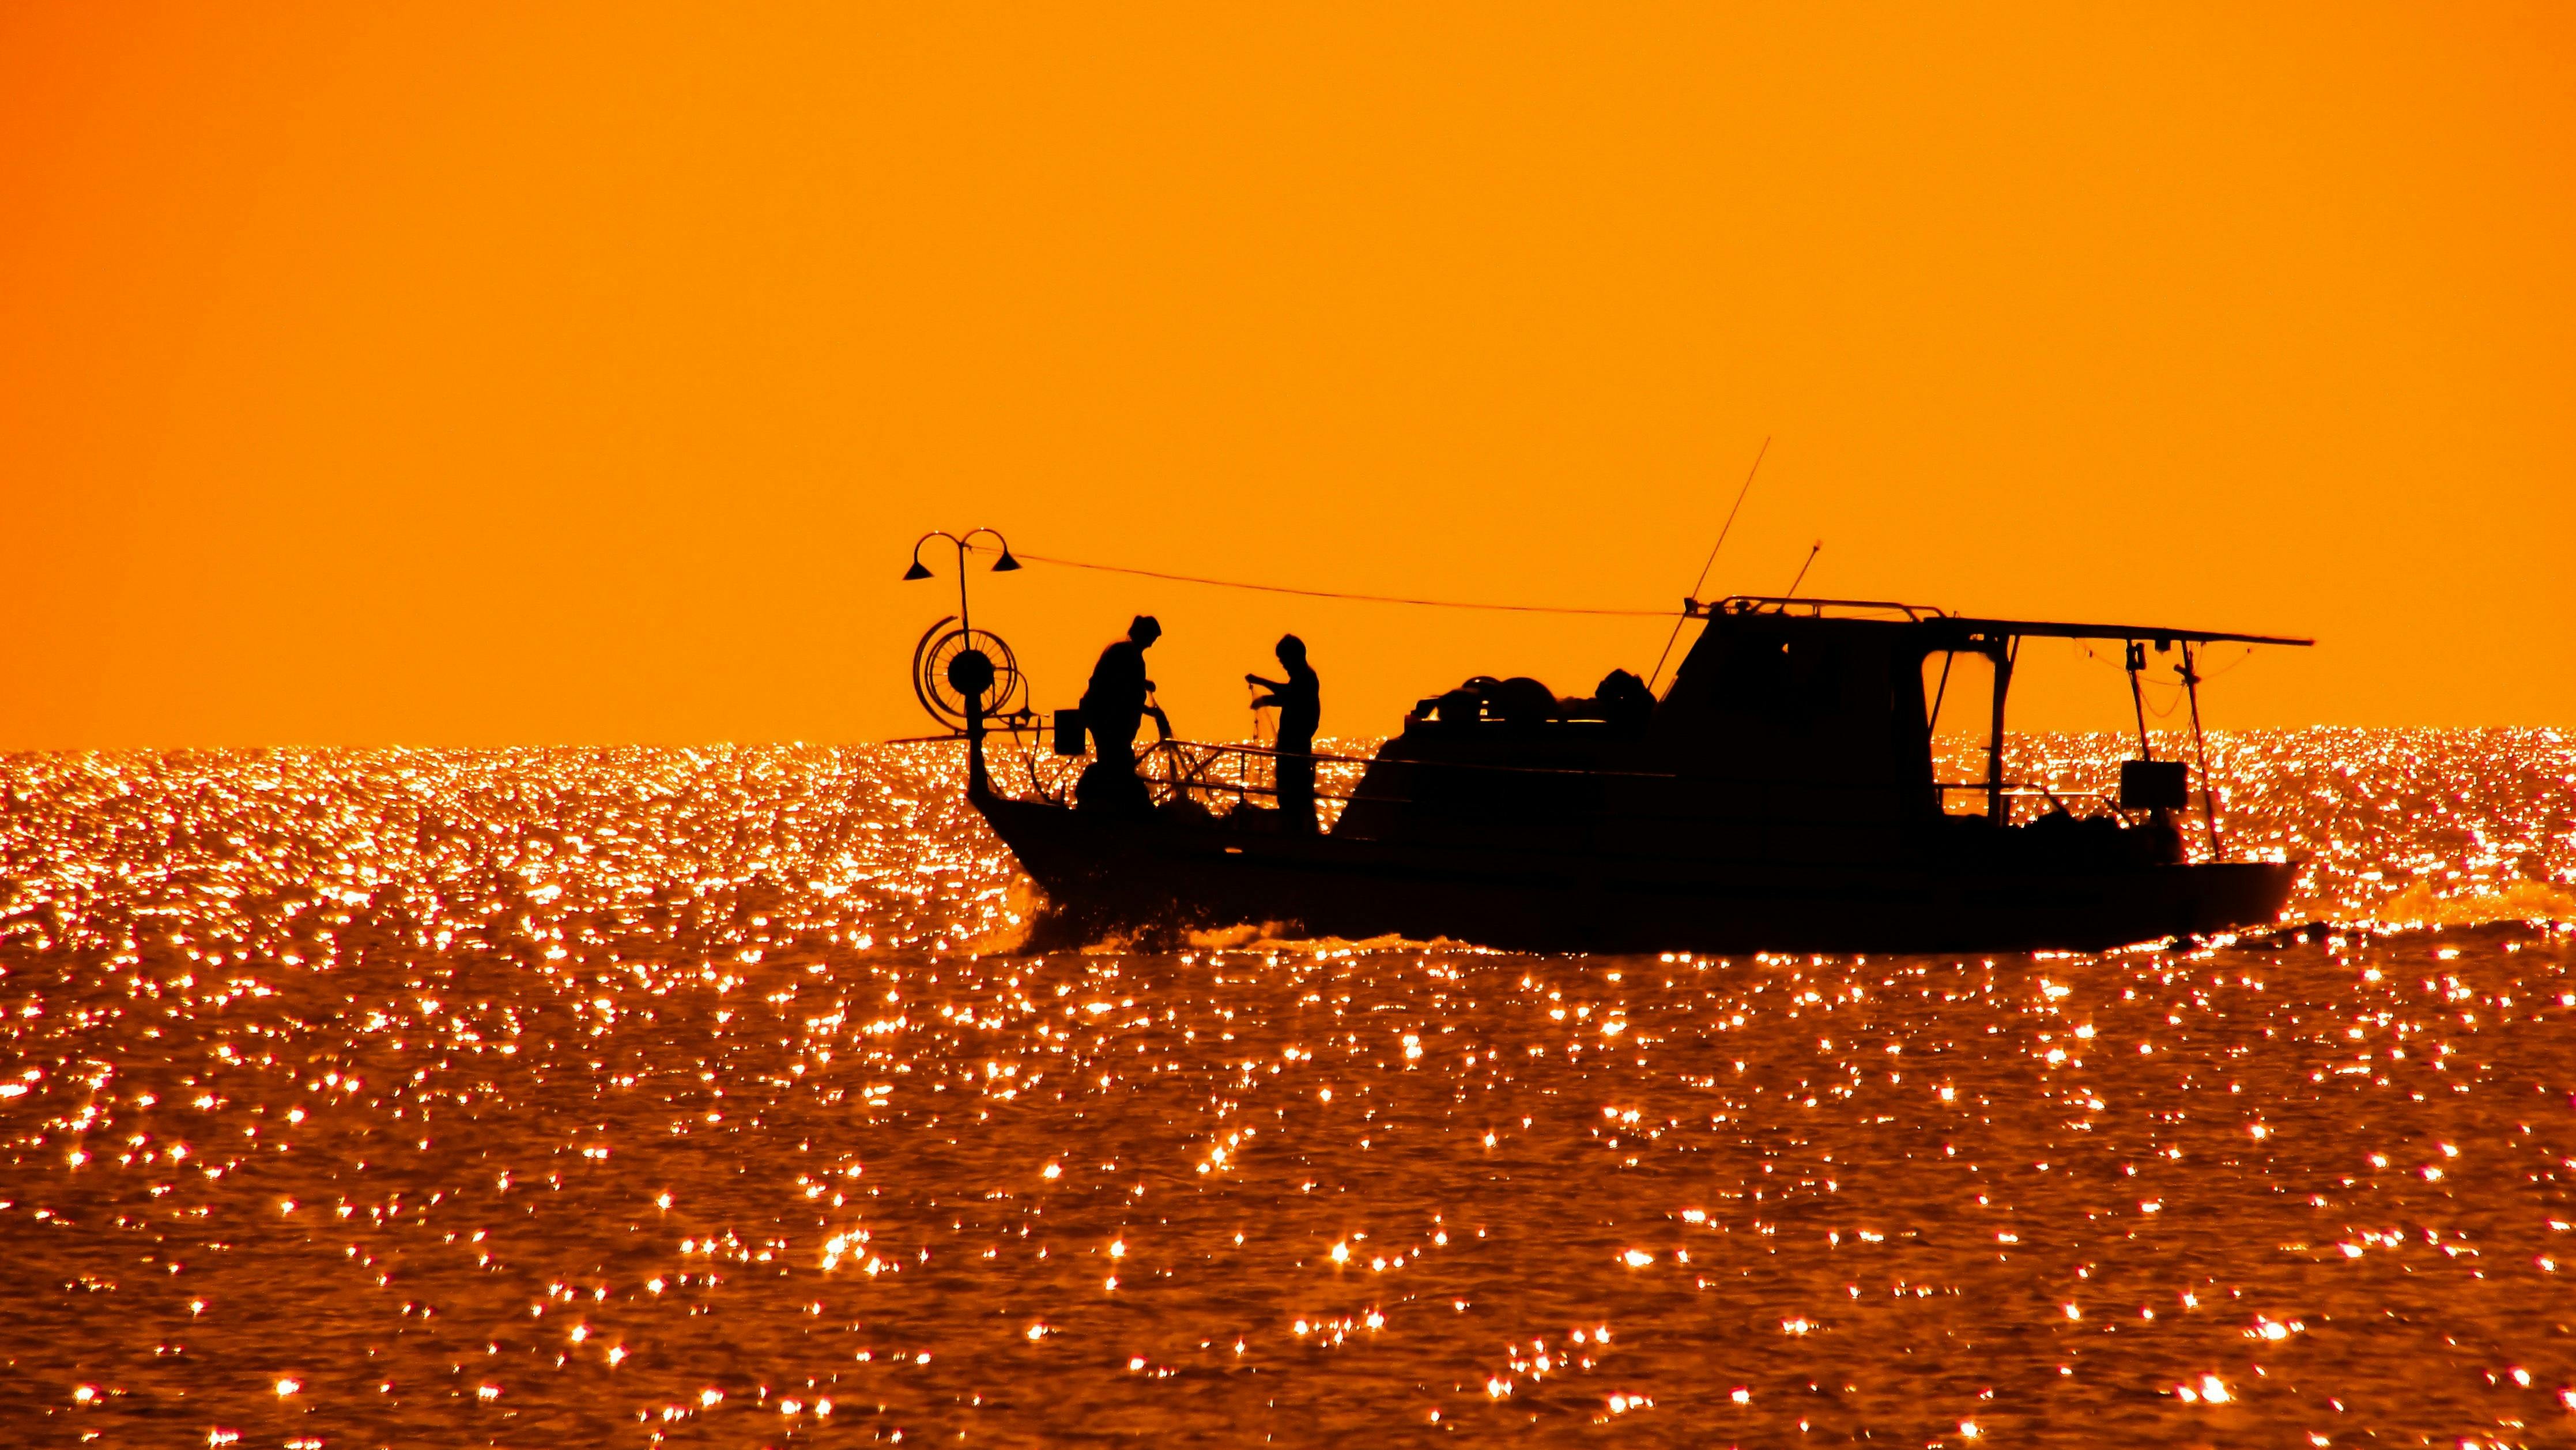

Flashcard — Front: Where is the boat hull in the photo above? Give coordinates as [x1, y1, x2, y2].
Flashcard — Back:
[974, 796, 2296, 954]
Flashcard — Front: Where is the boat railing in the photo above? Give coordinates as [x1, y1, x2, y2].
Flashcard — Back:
[1040, 736, 1381, 827]
[1934, 782, 2137, 827]
[975, 725, 2186, 834]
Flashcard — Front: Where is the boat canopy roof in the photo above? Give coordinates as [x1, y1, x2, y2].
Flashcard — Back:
[1695, 596, 2313, 648]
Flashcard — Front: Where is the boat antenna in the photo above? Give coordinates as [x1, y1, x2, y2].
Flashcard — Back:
[1647, 435, 1771, 692]
[1781, 540, 1823, 599]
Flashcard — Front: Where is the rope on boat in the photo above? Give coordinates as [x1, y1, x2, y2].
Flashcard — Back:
[961, 543, 1677, 617]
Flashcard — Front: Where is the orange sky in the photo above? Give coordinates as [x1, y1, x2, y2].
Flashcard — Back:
[4, 4, 2569, 750]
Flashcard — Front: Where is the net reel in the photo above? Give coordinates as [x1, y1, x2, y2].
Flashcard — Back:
[911, 615, 1028, 732]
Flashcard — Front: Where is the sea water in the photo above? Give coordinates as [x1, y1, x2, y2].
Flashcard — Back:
[2, 730, 2571, 1447]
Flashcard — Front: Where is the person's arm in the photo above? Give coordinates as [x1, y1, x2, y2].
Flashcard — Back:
[1244, 672, 1284, 691]
[1249, 692, 1280, 710]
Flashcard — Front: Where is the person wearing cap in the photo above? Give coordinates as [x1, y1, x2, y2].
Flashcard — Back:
[1077, 616, 1165, 812]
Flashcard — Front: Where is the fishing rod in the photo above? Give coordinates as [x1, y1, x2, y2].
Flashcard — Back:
[1647, 435, 1772, 691]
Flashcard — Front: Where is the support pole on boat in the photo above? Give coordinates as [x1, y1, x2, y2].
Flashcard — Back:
[1984, 637, 2017, 826]
[2124, 641, 2153, 760]
[965, 683, 991, 801]
[2179, 642, 2223, 861]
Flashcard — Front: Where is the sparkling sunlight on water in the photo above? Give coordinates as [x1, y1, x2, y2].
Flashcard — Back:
[3, 729, 2571, 1445]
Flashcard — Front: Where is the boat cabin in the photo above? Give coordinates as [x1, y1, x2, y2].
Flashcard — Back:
[1333, 596, 2303, 872]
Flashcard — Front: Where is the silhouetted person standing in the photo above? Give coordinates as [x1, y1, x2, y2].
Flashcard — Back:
[1247, 634, 1319, 833]
[1077, 616, 1164, 815]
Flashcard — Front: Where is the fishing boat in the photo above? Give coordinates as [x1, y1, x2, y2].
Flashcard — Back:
[903, 531, 2310, 954]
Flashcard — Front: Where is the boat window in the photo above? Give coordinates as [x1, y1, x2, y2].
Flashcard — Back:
[1921, 650, 1998, 816]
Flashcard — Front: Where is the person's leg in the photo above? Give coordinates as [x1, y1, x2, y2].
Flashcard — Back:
[1088, 711, 1140, 771]
[1276, 747, 1316, 832]
[1075, 712, 1143, 813]
[1105, 717, 1159, 812]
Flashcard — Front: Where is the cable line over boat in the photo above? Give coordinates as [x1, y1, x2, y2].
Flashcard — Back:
[956, 541, 1679, 616]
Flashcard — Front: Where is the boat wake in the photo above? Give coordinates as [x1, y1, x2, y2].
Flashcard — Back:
[2375, 879, 2576, 927]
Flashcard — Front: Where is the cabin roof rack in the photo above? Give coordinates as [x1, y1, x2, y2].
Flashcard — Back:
[1694, 595, 1950, 622]
[1694, 595, 2312, 649]
[1934, 617, 2313, 648]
